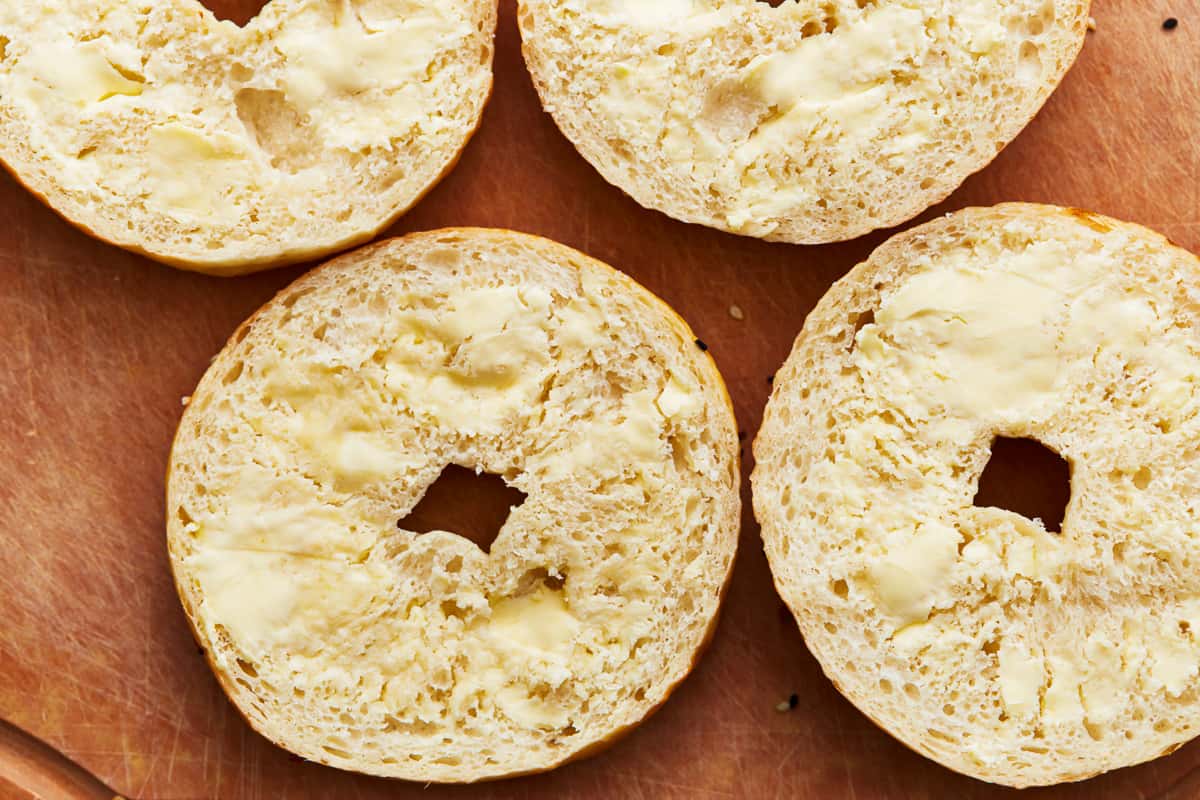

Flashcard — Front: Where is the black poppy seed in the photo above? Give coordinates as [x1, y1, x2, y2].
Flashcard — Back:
[1164, 17, 1179, 30]
[695, 338, 709, 352]
[788, 693, 800, 709]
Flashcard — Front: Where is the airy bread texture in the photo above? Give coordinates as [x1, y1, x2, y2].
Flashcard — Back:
[0, 1, 496, 275]
[167, 229, 741, 781]
[518, 1, 1089, 245]
[753, 204, 1200, 786]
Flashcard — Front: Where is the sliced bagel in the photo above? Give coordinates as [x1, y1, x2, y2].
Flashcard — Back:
[518, 1, 1089, 244]
[0, 1, 496, 274]
[166, 228, 741, 780]
[753, 204, 1200, 786]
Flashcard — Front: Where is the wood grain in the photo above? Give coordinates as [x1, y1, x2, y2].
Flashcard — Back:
[1, 1, 1198, 798]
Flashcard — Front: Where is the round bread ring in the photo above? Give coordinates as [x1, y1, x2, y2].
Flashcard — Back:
[518, 1, 1089, 245]
[167, 228, 741, 781]
[0, 1, 496, 275]
[753, 204, 1200, 786]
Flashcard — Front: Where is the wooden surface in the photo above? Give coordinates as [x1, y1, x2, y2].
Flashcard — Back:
[1, 2, 1198, 798]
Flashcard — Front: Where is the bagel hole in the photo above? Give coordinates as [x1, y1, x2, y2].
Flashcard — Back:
[200, 0, 269, 27]
[974, 437, 1070, 533]
[399, 465, 526, 555]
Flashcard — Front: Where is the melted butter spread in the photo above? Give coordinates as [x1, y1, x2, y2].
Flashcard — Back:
[857, 238, 1196, 423]
[733, 3, 933, 203]
[589, 0, 715, 26]
[179, 266, 719, 740]
[274, 2, 469, 147]
[997, 641, 1042, 717]
[144, 124, 250, 221]
[17, 38, 144, 106]
[866, 521, 960, 627]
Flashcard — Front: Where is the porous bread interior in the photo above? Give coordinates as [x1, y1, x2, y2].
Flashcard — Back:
[0, 1, 495, 274]
[518, 0, 1089, 245]
[753, 204, 1200, 787]
[166, 229, 741, 781]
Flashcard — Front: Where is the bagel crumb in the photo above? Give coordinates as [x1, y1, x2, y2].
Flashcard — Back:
[775, 693, 800, 712]
[1087, 16, 1097, 31]
[729, 304, 745, 321]
[181, 395, 191, 407]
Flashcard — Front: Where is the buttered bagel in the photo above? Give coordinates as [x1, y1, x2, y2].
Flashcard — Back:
[0, 1, 495, 274]
[167, 229, 740, 780]
[754, 205, 1200, 786]
[518, 1, 1089, 244]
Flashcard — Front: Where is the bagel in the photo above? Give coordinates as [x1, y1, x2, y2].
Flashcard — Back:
[0, 1, 496, 275]
[752, 204, 1200, 786]
[166, 228, 741, 781]
[517, 1, 1089, 245]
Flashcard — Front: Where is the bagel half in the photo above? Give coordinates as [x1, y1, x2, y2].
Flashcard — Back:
[166, 229, 741, 781]
[0, 1, 496, 275]
[518, 1, 1089, 245]
[753, 204, 1200, 786]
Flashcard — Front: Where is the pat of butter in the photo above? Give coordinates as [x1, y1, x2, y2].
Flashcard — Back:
[545, 388, 666, 481]
[997, 642, 1043, 717]
[723, 4, 936, 230]
[656, 372, 702, 420]
[274, 4, 468, 146]
[1080, 634, 1123, 722]
[868, 521, 960, 628]
[1043, 653, 1083, 725]
[738, 5, 929, 151]
[489, 587, 579, 657]
[590, 0, 710, 27]
[190, 550, 299, 649]
[752, 4, 927, 106]
[145, 124, 247, 220]
[867, 266, 1063, 418]
[189, 544, 385, 656]
[329, 429, 407, 490]
[1148, 627, 1198, 697]
[277, 9, 454, 106]
[20, 39, 144, 107]
[186, 464, 388, 654]
[384, 286, 553, 435]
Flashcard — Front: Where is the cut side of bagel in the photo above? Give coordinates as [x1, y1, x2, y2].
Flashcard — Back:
[0, 1, 496, 274]
[753, 204, 1200, 786]
[518, 1, 1089, 245]
[166, 229, 741, 781]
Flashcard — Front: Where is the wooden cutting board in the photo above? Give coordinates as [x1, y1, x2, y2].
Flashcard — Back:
[2, 2, 1198, 797]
